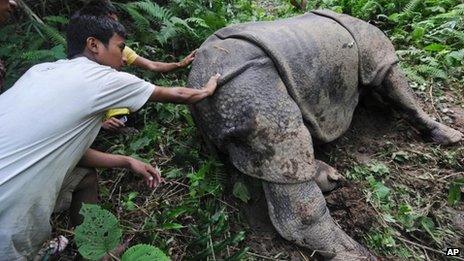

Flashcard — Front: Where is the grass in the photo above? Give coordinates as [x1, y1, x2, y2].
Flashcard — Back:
[2, 0, 463, 259]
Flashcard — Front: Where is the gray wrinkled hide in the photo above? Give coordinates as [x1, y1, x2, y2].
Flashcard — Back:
[188, 10, 397, 184]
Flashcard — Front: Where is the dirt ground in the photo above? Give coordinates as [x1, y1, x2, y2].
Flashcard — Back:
[230, 92, 464, 260]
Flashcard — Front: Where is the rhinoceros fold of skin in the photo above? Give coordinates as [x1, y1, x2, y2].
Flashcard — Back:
[188, 9, 462, 260]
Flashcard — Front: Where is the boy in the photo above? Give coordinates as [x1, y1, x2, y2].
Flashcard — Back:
[76, 0, 198, 131]
[0, 14, 219, 259]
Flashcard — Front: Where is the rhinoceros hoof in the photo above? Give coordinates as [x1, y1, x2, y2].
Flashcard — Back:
[429, 123, 463, 145]
[315, 161, 343, 192]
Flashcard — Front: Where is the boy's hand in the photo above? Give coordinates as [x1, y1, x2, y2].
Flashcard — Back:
[204, 73, 221, 96]
[178, 49, 197, 67]
[102, 117, 125, 131]
[128, 158, 163, 188]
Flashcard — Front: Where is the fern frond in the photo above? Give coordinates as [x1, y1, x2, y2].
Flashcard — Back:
[403, 66, 427, 84]
[403, 0, 421, 13]
[43, 15, 68, 25]
[452, 30, 464, 44]
[132, 0, 172, 23]
[39, 23, 66, 46]
[124, 5, 150, 29]
[416, 65, 447, 79]
[170, 17, 195, 33]
[185, 17, 209, 28]
[156, 24, 178, 45]
[21, 50, 55, 61]
[445, 49, 464, 63]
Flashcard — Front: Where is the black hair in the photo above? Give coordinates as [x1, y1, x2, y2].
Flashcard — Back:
[72, 0, 118, 18]
[66, 15, 126, 58]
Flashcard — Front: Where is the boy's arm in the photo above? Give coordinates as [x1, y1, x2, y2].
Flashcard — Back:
[149, 73, 220, 104]
[132, 50, 196, 73]
[79, 148, 162, 188]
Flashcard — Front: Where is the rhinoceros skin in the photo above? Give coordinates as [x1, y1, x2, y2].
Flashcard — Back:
[187, 10, 462, 260]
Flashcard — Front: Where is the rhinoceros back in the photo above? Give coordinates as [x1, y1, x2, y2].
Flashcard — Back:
[190, 12, 373, 143]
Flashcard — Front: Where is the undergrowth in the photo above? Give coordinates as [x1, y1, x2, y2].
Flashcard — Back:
[1, 0, 463, 259]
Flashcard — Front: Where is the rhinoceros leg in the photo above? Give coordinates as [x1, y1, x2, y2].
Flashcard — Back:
[378, 65, 462, 144]
[263, 180, 375, 260]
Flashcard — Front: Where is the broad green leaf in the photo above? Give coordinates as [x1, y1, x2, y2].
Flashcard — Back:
[130, 136, 151, 151]
[369, 163, 389, 176]
[411, 27, 425, 41]
[369, 179, 390, 200]
[162, 222, 184, 230]
[75, 204, 122, 260]
[122, 244, 170, 261]
[424, 43, 446, 52]
[383, 213, 396, 223]
[420, 217, 439, 243]
[233, 181, 250, 203]
[51, 44, 66, 59]
[448, 180, 464, 206]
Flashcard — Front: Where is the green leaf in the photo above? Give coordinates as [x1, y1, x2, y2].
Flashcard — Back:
[162, 222, 184, 230]
[448, 179, 464, 206]
[122, 244, 170, 261]
[411, 27, 425, 41]
[424, 43, 446, 52]
[383, 213, 396, 223]
[420, 217, 439, 243]
[165, 168, 183, 178]
[130, 136, 151, 151]
[75, 204, 122, 260]
[233, 181, 250, 203]
[51, 44, 66, 59]
[369, 162, 389, 176]
[374, 183, 390, 200]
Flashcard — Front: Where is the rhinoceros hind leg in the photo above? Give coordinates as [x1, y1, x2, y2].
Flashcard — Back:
[379, 65, 462, 145]
[263, 180, 376, 260]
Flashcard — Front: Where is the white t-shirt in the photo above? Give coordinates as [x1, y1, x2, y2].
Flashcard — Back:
[0, 57, 155, 259]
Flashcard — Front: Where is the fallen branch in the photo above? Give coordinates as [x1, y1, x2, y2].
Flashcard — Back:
[397, 236, 464, 261]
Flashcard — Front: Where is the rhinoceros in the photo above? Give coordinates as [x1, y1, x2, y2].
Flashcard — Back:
[187, 10, 462, 260]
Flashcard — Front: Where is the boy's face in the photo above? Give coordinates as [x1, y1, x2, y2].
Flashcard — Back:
[93, 33, 125, 70]
[0, 0, 17, 24]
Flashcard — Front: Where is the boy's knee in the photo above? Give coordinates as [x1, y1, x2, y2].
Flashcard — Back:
[75, 168, 98, 191]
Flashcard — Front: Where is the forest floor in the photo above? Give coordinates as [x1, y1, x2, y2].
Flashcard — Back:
[226, 88, 464, 260]
[49, 1, 463, 260]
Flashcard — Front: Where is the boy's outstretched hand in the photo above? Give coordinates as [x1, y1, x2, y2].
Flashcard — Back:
[128, 158, 163, 188]
[204, 73, 221, 96]
[178, 49, 197, 68]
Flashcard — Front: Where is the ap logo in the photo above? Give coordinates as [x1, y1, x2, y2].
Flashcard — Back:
[446, 248, 460, 256]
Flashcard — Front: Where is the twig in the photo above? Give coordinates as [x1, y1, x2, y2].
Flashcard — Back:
[397, 236, 464, 260]
[55, 228, 75, 235]
[217, 198, 239, 212]
[108, 171, 125, 201]
[437, 172, 464, 181]
[208, 226, 216, 261]
[429, 84, 442, 122]
[108, 251, 120, 261]
[299, 250, 309, 261]
[245, 251, 287, 261]
[424, 248, 430, 261]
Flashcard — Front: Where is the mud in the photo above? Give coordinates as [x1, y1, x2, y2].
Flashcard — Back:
[325, 181, 377, 242]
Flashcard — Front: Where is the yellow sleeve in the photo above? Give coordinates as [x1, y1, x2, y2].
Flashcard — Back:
[122, 46, 139, 66]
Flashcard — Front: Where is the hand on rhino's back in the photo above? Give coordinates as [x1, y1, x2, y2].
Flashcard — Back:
[188, 10, 398, 143]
